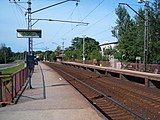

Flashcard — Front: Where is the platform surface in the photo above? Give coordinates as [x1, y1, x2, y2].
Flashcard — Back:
[0, 62, 106, 120]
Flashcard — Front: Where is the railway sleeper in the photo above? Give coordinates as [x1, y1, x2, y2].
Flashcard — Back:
[109, 112, 134, 119]
[90, 94, 104, 100]
[111, 115, 137, 120]
[95, 100, 136, 120]
[46, 62, 159, 120]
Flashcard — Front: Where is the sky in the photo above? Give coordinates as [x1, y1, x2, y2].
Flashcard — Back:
[0, 0, 145, 52]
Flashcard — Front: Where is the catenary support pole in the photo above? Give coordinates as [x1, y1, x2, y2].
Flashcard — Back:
[28, 0, 33, 88]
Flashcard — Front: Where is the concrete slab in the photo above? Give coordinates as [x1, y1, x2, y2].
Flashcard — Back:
[0, 62, 106, 120]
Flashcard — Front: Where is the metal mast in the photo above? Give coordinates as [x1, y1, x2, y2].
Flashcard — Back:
[27, 0, 33, 89]
[144, 1, 149, 72]
[28, 0, 33, 55]
[119, 1, 150, 72]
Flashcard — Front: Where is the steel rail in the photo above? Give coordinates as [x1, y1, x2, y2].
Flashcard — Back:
[99, 77, 160, 105]
[51, 64, 145, 120]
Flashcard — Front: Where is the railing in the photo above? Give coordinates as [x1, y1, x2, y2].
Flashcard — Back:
[0, 67, 28, 104]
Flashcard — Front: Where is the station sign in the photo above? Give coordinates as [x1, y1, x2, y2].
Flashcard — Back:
[17, 29, 42, 38]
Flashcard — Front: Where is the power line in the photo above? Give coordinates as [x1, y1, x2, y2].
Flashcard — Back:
[81, 0, 105, 22]
[91, 28, 112, 37]
[10, 3, 21, 27]
[79, 10, 114, 35]
[14, 3, 26, 27]
[53, 5, 78, 40]
[14, 2, 27, 10]
[61, 0, 105, 38]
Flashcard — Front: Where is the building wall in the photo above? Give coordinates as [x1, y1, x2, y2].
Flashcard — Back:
[100, 42, 118, 56]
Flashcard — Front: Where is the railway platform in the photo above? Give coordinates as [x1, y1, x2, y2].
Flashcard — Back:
[0, 62, 106, 120]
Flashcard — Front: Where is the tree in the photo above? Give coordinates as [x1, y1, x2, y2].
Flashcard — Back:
[55, 46, 62, 57]
[64, 37, 101, 61]
[112, 2, 160, 63]
[103, 46, 117, 60]
[0, 44, 14, 63]
[148, 0, 160, 63]
[112, 6, 139, 62]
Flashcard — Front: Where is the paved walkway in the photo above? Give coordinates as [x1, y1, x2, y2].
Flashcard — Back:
[0, 62, 106, 120]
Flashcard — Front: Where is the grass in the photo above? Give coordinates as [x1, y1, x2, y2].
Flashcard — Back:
[2, 63, 25, 75]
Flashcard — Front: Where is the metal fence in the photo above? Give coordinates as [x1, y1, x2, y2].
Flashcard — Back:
[0, 67, 28, 103]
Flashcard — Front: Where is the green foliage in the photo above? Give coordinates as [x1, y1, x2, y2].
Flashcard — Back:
[34, 51, 44, 61]
[148, 0, 160, 63]
[12, 52, 26, 61]
[112, 5, 139, 62]
[2, 63, 25, 74]
[44, 50, 55, 61]
[90, 50, 102, 61]
[55, 46, 62, 56]
[64, 37, 101, 61]
[0, 44, 14, 63]
[34, 50, 56, 62]
[103, 46, 117, 61]
[104, 46, 117, 56]
[112, 1, 160, 63]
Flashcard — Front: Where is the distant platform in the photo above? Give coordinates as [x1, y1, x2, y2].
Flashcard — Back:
[62, 61, 160, 88]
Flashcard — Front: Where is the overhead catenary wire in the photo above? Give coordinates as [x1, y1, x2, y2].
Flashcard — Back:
[14, 2, 27, 10]
[91, 28, 112, 37]
[9, 1, 27, 28]
[80, 0, 105, 22]
[61, 0, 105, 39]
[61, 10, 114, 40]
[52, 5, 78, 40]
[79, 10, 115, 35]
[14, 3, 26, 27]
[10, 3, 21, 27]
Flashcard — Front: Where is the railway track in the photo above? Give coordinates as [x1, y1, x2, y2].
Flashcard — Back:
[44, 62, 160, 120]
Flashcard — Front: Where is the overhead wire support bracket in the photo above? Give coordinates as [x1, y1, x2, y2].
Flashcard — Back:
[119, 3, 145, 21]
[31, 0, 80, 14]
[31, 18, 89, 27]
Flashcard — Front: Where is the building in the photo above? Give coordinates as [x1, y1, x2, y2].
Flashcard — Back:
[99, 41, 118, 56]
